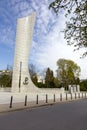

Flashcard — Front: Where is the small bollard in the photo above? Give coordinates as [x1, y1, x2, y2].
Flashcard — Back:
[85, 93, 86, 98]
[78, 93, 79, 98]
[60, 93, 62, 101]
[66, 93, 68, 100]
[75, 93, 76, 99]
[9, 96, 13, 108]
[82, 93, 83, 98]
[24, 95, 27, 106]
[36, 95, 38, 104]
[54, 94, 55, 102]
[71, 93, 72, 100]
[79, 93, 80, 98]
[46, 94, 48, 103]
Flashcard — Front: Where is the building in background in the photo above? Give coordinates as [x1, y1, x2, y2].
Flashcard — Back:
[37, 74, 45, 84]
[0, 70, 12, 76]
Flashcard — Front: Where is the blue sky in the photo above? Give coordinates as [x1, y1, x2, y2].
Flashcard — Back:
[0, 0, 87, 79]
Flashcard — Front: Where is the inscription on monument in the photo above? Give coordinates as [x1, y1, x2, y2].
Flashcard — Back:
[23, 77, 29, 85]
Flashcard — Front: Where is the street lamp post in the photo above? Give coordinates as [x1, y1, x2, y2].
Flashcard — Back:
[19, 62, 22, 92]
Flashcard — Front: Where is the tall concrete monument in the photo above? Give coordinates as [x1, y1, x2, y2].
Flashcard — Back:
[12, 13, 38, 92]
[12, 13, 64, 94]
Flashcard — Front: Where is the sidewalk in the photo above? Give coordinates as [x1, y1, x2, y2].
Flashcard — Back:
[0, 97, 84, 113]
[0, 92, 86, 113]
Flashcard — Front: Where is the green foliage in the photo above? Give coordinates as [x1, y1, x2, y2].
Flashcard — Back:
[45, 68, 55, 88]
[29, 64, 38, 85]
[80, 79, 87, 91]
[31, 75, 38, 86]
[54, 77, 59, 88]
[36, 82, 47, 88]
[57, 58, 81, 89]
[49, 0, 87, 57]
[0, 74, 12, 87]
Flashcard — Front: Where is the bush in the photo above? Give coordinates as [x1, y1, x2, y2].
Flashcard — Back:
[80, 80, 87, 91]
[0, 74, 12, 87]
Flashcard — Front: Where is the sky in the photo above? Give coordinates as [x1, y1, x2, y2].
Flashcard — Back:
[0, 0, 87, 79]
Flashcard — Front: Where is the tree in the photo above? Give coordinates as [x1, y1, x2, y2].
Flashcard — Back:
[6, 64, 13, 71]
[56, 59, 81, 89]
[49, 0, 87, 57]
[80, 79, 87, 91]
[0, 74, 12, 87]
[54, 77, 59, 88]
[29, 64, 38, 85]
[45, 68, 54, 88]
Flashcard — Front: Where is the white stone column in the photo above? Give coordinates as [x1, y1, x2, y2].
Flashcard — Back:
[12, 13, 38, 92]
[77, 85, 80, 93]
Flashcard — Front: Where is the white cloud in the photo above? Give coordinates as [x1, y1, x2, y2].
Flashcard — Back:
[35, 39, 87, 79]
[33, 14, 87, 79]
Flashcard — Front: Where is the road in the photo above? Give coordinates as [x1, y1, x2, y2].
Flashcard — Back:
[0, 99, 87, 130]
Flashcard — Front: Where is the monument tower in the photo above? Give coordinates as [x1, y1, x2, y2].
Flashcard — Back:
[12, 13, 65, 94]
[12, 13, 38, 92]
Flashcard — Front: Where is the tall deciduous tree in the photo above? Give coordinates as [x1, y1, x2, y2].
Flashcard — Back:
[54, 77, 59, 88]
[29, 64, 38, 85]
[80, 79, 87, 91]
[45, 68, 54, 88]
[0, 74, 12, 87]
[57, 59, 81, 89]
[49, 0, 87, 57]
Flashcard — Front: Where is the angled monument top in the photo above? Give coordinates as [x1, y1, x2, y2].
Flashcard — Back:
[18, 12, 36, 21]
[12, 13, 38, 92]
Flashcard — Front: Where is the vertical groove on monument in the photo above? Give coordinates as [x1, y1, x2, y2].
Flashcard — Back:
[12, 13, 38, 92]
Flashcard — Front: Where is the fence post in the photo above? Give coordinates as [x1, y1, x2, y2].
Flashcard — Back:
[85, 92, 86, 98]
[9, 96, 13, 108]
[75, 93, 76, 99]
[54, 94, 55, 102]
[66, 93, 68, 100]
[71, 93, 72, 100]
[82, 93, 83, 98]
[24, 95, 27, 106]
[46, 94, 48, 103]
[60, 93, 62, 101]
[36, 95, 38, 104]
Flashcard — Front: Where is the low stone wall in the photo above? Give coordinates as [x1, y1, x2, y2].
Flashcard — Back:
[0, 87, 64, 94]
[0, 87, 11, 92]
[39, 87, 65, 94]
